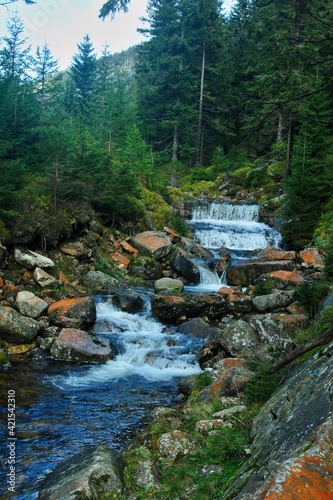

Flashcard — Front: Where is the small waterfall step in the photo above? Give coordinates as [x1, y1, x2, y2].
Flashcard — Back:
[188, 202, 282, 252]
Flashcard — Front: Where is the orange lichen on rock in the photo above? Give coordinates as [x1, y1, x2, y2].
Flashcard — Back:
[299, 248, 325, 269]
[112, 252, 130, 268]
[255, 422, 333, 500]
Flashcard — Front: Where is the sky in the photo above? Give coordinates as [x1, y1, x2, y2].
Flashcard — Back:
[0, 0, 235, 70]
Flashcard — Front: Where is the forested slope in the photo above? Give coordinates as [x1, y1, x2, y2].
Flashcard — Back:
[0, 0, 333, 258]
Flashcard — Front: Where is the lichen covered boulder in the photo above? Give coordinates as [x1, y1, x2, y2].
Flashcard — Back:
[48, 297, 96, 329]
[0, 305, 40, 344]
[50, 328, 113, 363]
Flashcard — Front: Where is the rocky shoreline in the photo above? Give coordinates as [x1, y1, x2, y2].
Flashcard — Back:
[0, 223, 332, 498]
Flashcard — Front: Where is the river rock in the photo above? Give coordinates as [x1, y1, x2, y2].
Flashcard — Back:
[59, 240, 93, 260]
[130, 231, 173, 260]
[158, 430, 201, 463]
[226, 260, 295, 286]
[112, 289, 145, 313]
[14, 248, 55, 269]
[151, 293, 227, 323]
[216, 320, 260, 359]
[255, 270, 306, 290]
[2, 283, 19, 304]
[168, 246, 201, 283]
[299, 247, 325, 269]
[48, 297, 96, 329]
[33, 268, 58, 288]
[252, 290, 296, 312]
[134, 460, 161, 490]
[0, 304, 40, 344]
[154, 277, 184, 293]
[257, 246, 297, 261]
[129, 256, 163, 280]
[196, 340, 227, 368]
[15, 291, 48, 319]
[177, 317, 223, 339]
[39, 445, 125, 499]
[80, 271, 119, 294]
[226, 294, 253, 315]
[181, 237, 214, 258]
[224, 343, 333, 499]
[50, 328, 113, 363]
[199, 358, 253, 401]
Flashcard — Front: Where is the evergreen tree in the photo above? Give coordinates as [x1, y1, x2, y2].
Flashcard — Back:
[70, 35, 97, 118]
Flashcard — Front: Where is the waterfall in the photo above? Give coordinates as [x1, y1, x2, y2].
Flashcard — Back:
[188, 202, 282, 252]
[186, 201, 283, 290]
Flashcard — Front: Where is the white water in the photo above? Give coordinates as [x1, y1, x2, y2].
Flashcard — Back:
[57, 300, 202, 388]
[189, 203, 282, 252]
[187, 202, 283, 290]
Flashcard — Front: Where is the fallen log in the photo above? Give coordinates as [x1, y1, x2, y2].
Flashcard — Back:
[268, 328, 333, 373]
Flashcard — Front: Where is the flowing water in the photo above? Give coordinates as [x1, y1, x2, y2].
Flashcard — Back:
[0, 295, 202, 499]
[187, 201, 282, 291]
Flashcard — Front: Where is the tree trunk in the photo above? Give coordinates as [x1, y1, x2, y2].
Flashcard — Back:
[196, 43, 206, 165]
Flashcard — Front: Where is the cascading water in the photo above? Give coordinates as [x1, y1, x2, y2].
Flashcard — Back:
[187, 202, 283, 289]
[0, 295, 202, 499]
[189, 202, 282, 252]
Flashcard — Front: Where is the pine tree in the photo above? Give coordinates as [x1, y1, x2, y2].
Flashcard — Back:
[70, 35, 97, 118]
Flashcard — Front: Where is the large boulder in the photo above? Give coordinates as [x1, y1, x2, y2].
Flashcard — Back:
[129, 256, 163, 280]
[14, 248, 55, 269]
[168, 246, 201, 283]
[216, 320, 261, 359]
[80, 271, 119, 294]
[39, 445, 125, 499]
[130, 231, 173, 260]
[0, 305, 40, 344]
[50, 328, 113, 363]
[15, 291, 48, 319]
[226, 260, 295, 286]
[224, 343, 333, 499]
[177, 317, 223, 340]
[252, 290, 296, 312]
[151, 293, 227, 323]
[154, 277, 184, 294]
[112, 289, 145, 313]
[48, 297, 96, 329]
[299, 247, 325, 269]
[254, 270, 305, 289]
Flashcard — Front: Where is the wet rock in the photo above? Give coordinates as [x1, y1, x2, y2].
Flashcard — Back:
[252, 290, 296, 312]
[15, 291, 48, 319]
[154, 277, 184, 294]
[299, 247, 325, 269]
[14, 248, 55, 269]
[48, 297, 96, 329]
[50, 328, 113, 363]
[178, 374, 199, 396]
[177, 317, 223, 339]
[181, 237, 214, 258]
[112, 289, 145, 313]
[0, 304, 40, 344]
[39, 445, 125, 499]
[134, 460, 161, 490]
[6, 341, 36, 355]
[199, 358, 253, 401]
[226, 260, 295, 286]
[158, 430, 201, 463]
[129, 256, 163, 280]
[257, 246, 297, 261]
[168, 246, 201, 283]
[33, 268, 58, 288]
[151, 293, 227, 323]
[226, 294, 253, 315]
[224, 343, 333, 499]
[80, 271, 119, 294]
[130, 231, 173, 260]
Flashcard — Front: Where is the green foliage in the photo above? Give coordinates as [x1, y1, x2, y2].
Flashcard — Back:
[243, 365, 282, 404]
[140, 187, 172, 230]
[253, 279, 275, 297]
[295, 281, 329, 319]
